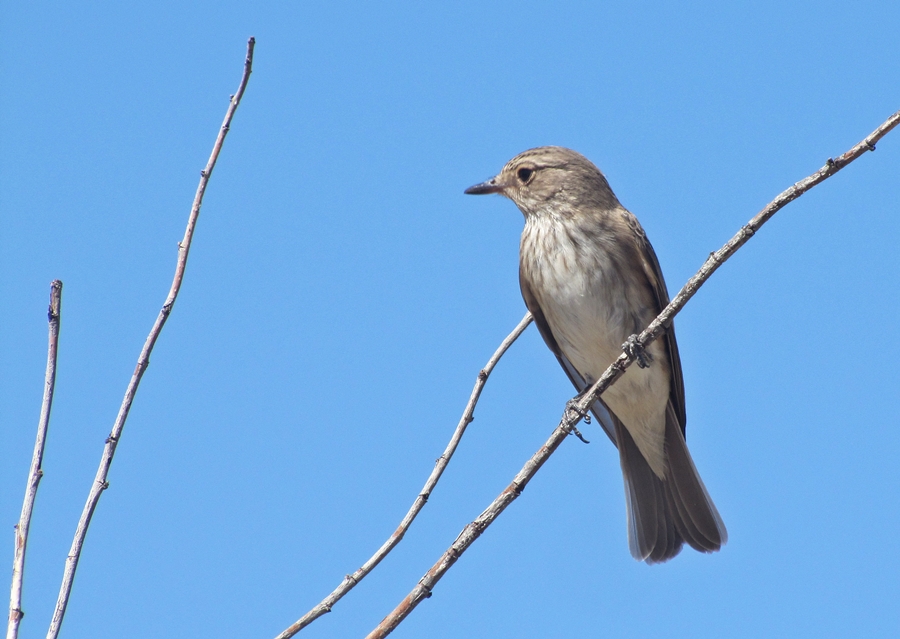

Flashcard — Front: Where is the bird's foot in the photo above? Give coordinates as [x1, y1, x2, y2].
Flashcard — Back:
[563, 397, 591, 444]
[622, 334, 653, 369]
[570, 425, 590, 444]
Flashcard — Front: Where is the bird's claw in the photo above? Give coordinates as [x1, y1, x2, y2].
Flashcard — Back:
[622, 334, 653, 369]
[570, 426, 590, 444]
[563, 398, 591, 444]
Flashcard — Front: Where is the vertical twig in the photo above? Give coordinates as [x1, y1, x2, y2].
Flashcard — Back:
[364, 109, 900, 638]
[275, 313, 533, 639]
[44, 37, 255, 639]
[7, 281, 63, 639]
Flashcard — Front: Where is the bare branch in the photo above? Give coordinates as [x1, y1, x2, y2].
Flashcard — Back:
[365, 109, 900, 638]
[275, 313, 533, 639]
[7, 281, 62, 639]
[44, 37, 256, 639]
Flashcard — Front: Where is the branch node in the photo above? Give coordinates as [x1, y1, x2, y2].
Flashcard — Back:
[742, 223, 755, 238]
[622, 334, 652, 368]
[100, 481, 110, 490]
[477, 369, 488, 381]
[865, 140, 876, 151]
[826, 157, 836, 168]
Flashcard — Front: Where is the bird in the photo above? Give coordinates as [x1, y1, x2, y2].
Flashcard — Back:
[464, 146, 726, 563]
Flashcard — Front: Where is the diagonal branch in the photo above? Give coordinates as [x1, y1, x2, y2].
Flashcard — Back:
[275, 312, 533, 639]
[44, 37, 256, 639]
[365, 108, 900, 639]
[7, 281, 63, 639]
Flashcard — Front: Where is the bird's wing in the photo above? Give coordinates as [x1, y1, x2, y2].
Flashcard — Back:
[623, 213, 727, 557]
[625, 213, 687, 433]
[519, 268, 618, 445]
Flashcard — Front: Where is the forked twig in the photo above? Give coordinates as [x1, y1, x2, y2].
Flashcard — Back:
[365, 109, 900, 638]
[7, 281, 62, 639]
[275, 313, 533, 639]
[44, 38, 256, 639]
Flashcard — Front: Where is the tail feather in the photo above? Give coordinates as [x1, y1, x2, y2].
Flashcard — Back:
[614, 407, 726, 563]
[664, 405, 728, 551]
[647, 472, 680, 564]
[616, 416, 681, 562]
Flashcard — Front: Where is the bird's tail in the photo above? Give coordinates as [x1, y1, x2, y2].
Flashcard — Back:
[615, 406, 727, 563]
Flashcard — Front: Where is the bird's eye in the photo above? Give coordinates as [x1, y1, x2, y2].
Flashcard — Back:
[517, 167, 534, 183]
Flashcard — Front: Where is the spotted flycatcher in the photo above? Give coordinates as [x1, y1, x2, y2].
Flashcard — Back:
[465, 146, 726, 563]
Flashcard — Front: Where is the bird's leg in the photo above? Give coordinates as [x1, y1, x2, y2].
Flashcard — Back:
[622, 334, 653, 369]
[564, 395, 591, 444]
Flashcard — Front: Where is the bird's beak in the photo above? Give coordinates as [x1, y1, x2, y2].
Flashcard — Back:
[464, 175, 504, 195]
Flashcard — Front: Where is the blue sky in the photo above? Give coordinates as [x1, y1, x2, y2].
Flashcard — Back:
[2, 2, 899, 638]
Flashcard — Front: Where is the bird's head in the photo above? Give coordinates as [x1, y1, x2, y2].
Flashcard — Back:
[464, 146, 620, 218]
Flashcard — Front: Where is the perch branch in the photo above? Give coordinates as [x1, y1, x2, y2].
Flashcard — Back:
[365, 109, 900, 638]
[275, 312, 533, 639]
[44, 37, 255, 639]
[7, 281, 62, 639]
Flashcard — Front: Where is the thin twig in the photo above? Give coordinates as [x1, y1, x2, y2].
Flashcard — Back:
[275, 312, 533, 639]
[44, 38, 255, 639]
[365, 109, 900, 638]
[7, 281, 62, 639]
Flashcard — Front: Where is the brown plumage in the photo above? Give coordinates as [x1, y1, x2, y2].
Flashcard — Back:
[465, 146, 726, 563]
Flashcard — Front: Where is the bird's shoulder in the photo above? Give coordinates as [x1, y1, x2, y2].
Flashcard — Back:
[615, 208, 664, 295]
